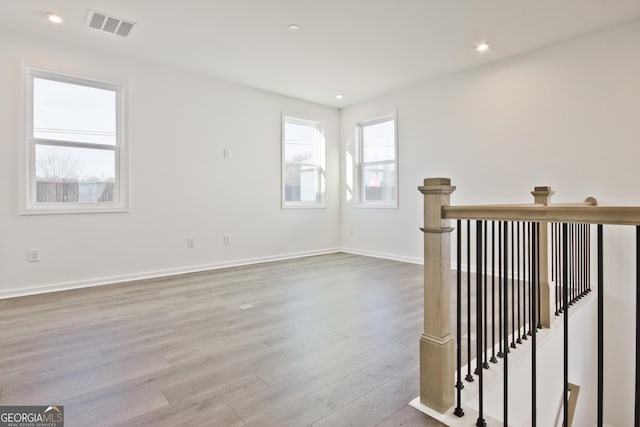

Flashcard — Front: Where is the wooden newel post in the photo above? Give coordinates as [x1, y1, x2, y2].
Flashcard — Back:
[418, 178, 456, 413]
[532, 186, 554, 328]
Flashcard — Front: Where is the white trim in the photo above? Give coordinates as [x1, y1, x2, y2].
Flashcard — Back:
[409, 293, 596, 427]
[0, 248, 430, 300]
[339, 247, 422, 265]
[22, 66, 130, 214]
[281, 114, 327, 209]
[0, 248, 341, 300]
[354, 111, 398, 209]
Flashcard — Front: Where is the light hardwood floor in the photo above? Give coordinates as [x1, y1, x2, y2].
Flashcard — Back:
[0, 253, 445, 427]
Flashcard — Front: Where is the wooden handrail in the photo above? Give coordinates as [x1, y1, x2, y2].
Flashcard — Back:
[416, 178, 631, 418]
[443, 205, 640, 225]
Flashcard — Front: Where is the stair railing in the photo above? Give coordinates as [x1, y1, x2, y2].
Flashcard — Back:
[418, 177, 640, 426]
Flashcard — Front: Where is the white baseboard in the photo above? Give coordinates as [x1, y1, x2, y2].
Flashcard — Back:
[339, 247, 423, 265]
[409, 396, 503, 427]
[0, 248, 340, 300]
[2, 247, 426, 300]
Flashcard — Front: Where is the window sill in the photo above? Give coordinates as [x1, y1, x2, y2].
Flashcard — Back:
[282, 203, 327, 210]
[353, 202, 398, 209]
[21, 204, 130, 215]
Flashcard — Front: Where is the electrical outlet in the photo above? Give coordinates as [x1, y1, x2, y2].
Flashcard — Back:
[187, 238, 195, 248]
[223, 148, 231, 159]
[28, 248, 40, 262]
[224, 235, 231, 245]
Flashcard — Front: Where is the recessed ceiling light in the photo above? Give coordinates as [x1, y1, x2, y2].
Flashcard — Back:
[48, 13, 63, 24]
[288, 24, 301, 32]
[476, 42, 490, 53]
[336, 94, 343, 100]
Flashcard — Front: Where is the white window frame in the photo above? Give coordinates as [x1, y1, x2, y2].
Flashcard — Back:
[354, 113, 398, 208]
[23, 67, 129, 214]
[282, 115, 327, 209]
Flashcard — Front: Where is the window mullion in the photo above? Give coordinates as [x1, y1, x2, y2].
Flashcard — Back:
[33, 138, 116, 152]
[362, 159, 394, 167]
[26, 67, 127, 213]
[355, 114, 397, 207]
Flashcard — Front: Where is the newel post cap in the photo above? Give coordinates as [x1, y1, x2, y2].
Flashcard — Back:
[424, 177, 451, 186]
[531, 186, 554, 205]
[419, 177, 456, 194]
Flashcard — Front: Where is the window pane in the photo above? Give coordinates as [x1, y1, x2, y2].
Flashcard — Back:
[362, 163, 396, 202]
[284, 122, 316, 163]
[33, 78, 116, 145]
[35, 145, 115, 203]
[284, 164, 318, 202]
[362, 120, 395, 163]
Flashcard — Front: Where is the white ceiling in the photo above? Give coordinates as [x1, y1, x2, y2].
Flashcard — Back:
[1, 1, 639, 107]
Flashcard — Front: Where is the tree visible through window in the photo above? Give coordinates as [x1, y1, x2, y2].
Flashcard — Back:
[26, 68, 127, 213]
[355, 115, 397, 207]
[282, 116, 326, 208]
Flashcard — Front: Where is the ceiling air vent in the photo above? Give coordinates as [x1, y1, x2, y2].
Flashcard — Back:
[87, 10, 135, 37]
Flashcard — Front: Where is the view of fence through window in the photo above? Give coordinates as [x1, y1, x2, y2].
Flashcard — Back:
[33, 76, 117, 203]
[283, 117, 325, 206]
[359, 117, 396, 204]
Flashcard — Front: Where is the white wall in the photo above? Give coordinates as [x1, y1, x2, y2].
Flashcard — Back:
[340, 21, 640, 426]
[0, 28, 341, 297]
[341, 21, 640, 259]
[483, 298, 598, 427]
[2, 16, 640, 426]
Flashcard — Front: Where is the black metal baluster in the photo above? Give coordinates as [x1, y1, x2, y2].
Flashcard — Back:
[483, 221, 489, 370]
[498, 222, 504, 359]
[576, 224, 580, 300]
[473, 220, 482, 375]
[573, 224, 580, 304]
[528, 222, 533, 337]
[557, 223, 562, 315]
[517, 222, 522, 344]
[568, 225, 573, 306]
[597, 224, 603, 427]
[588, 224, 592, 293]
[491, 221, 498, 364]
[455, 220, 464, 417]
[560, 222, 565, 314]
[466, 220, 474, 382]
[551, 223, 555, 283]
[563, 223, 569, 426]
[524, 222, 529, 337]
[532, 222, 538, 426]
[584, 224, 588, 295]
[522, 222, 531, 340]
[575, 224, 580, 300]
[576, 224, 580, 301]
[586, 224, 591, 294]
[503, 221, 509, 426]
[579, 224, 583, 299]
[476, 221, 486, 427]
[554, 223, 559, 316]
[584, 224, 591, 293]
[537, 222, 542, 329]
[585, 224, 588, 295]
[571, 224, 578, 305]
[576, 224, 582, 299]
[634, 226, 640, 426]
[580, 224, 584, 298]
[511, 221, 516, 349]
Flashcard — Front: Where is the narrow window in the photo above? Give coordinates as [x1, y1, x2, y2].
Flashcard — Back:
[26, 68, 128, 213]
[282, 116, 326, 208]
[355, 114, 397, 207]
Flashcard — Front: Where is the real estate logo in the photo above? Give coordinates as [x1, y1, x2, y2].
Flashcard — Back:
[0, 405, 64, 427]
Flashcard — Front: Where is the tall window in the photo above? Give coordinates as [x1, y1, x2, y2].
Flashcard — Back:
[282, 116, 326, 208]
[355, 114, 397, 207]
[26, 68, 128, 213]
